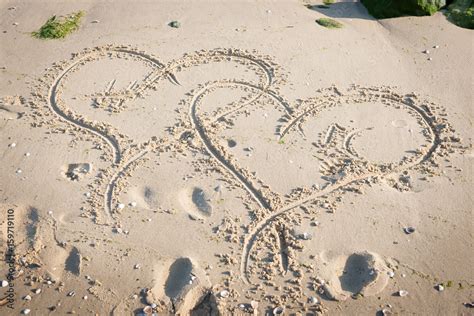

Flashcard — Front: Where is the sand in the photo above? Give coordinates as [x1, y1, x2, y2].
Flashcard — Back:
[0, 0, 473, 315]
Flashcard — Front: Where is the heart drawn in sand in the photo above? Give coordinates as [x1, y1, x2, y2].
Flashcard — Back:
[37, 45, 453, 284]
[188, 82, 441, 282]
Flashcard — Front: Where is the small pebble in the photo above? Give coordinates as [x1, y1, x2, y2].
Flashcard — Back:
[388, 271, 395, 278]
[308, 296, 319, 304]
[1, 280, 8, 287]
[85, 192, 91, 198]
[9, 143, 16, 148]
[117, 203, 125, 209]
[424, 49, 430, 54]
[398, 290, 408, 297]
[33, 288, 41, 294]
[16, 169, 22, 174]
[91, 20, 100, 23]
[143, 306, 153, 313]
[130, 201, 137, 207]
[83, 295, 88, 300]
[134, 264, 141, 269]
[169, 21, 180, 28]
[433, 45, 440, 49]
[381, 308, 392, 316]
[23, 295, 32, 301]
[437, 284, 444, 292]
[25, 152, 31, 157]
[403, 226, 415, 234]
[67, 291, 75, 297]
[13, 22, 19, 26]
[21, 309, 30, 315]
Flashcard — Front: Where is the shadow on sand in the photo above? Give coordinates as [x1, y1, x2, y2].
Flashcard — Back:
[306, 1, 376, 21]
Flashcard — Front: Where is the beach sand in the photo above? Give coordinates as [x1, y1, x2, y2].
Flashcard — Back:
[0, 0, 472, 315]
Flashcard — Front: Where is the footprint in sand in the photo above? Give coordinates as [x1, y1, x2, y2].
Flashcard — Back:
[165, 258, 194, 299]
[147, 257, 210, 314]
[63, 163, 92, 181]
[26, 208, 83, 280]
[65, 246, 82, 276]
[0, 96, 24, 122]
[319, 251, 390, 301]
[143, 186, 160, 208]
[126, 185, 160, 210]
[0, 205, 80, 281]
[178, 187, 213, 220]
[0, 105, 20, 121]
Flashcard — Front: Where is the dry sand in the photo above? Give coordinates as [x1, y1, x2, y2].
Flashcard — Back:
[0, 0, 473, 315]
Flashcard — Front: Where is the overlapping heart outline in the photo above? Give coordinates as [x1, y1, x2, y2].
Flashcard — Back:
[33, 45, 458, 284]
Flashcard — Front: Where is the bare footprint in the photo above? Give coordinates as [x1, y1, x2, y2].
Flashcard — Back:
[143, 186, 160, 208]
[65, 246, 81, 276]
[0, 95, 24, 121]
[147, 257, 210, 314]
[178, 187, 213, 220]
[318, 251, 389, 301]
[124, 185, 160, 210]
[62, 163, 92, 181]
[1, 205, 82, 281]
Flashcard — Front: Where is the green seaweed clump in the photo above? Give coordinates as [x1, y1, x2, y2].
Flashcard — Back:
[316, 18, 343, 28]
[446, 0, 474, 29]
[32, 11, 84, 39]
[360, 0, 445, 18]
